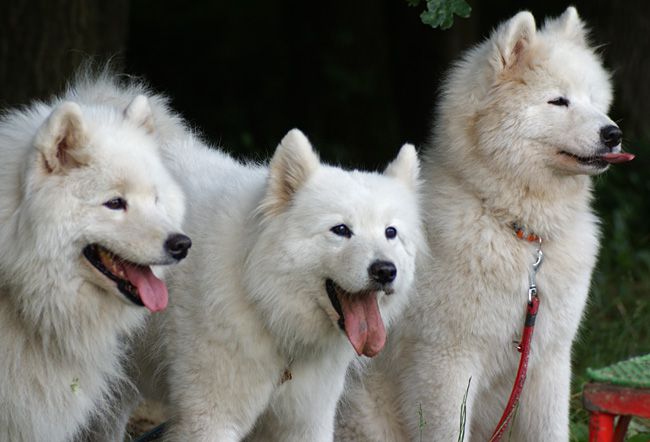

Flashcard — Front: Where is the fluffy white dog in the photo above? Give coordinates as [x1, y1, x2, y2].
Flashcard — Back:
[0, 80, 190, 441]
[336, 7, 632, 441]
[125, 128, 423, 442]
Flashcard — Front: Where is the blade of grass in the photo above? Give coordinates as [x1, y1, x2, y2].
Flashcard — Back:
[418, 402, 426, 442]
[458, 377, 472, 442]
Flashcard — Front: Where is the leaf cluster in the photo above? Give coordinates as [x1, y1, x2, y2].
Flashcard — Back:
[407, 0, 471, 30]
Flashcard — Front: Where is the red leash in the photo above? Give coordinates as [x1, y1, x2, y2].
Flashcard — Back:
[488, 225, 543, 441]
[488, 294, 540, 441]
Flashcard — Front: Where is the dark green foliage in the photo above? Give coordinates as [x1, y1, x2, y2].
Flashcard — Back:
[575, 139, 650, 375]
[570, 139, 650, 441]
[628, 433, 650, 442]
[407, 0, 472, 29]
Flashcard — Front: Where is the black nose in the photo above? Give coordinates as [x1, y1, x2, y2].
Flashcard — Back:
[600, 125, 622, 149]
[165, 233, 192, 261]
[368, 260, 397, 285]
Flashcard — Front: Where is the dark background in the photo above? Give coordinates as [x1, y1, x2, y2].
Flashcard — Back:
[2, 1, 649, 167]
[1, 0, 649, 436]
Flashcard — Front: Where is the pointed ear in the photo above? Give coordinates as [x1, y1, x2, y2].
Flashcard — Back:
[384, 143, 420, 190]
[543, 6, 587, 46]
[124, 95, 154, 133]
[492, 11, 536, 71]
[34, 101, 88, 174]
[261, 129, 320, 216]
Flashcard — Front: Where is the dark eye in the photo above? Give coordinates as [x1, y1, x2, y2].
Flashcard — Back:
[385, 227, 397, 239]
[103, 197, 127, 211]
[330, 224, 352, 238]
[548, 97, 569, 107]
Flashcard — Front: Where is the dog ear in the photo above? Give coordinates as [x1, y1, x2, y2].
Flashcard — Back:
[261, 128, 320, 216]
[543, 6, 587, 46]
[124, 95, 154, 133]
[384, 143, 420, 190]
[34, 101, 89, 174]
[492, 11, 536, 71]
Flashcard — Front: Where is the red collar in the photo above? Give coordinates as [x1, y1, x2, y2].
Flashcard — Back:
[512, 222, 541, 243]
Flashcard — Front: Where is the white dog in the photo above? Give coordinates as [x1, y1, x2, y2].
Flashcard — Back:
[125, 128, 422, 442]
[0, 80, 190, 441]
[336, 7, 633, 441]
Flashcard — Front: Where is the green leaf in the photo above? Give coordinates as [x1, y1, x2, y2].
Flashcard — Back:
[416, 0, 472, 30]
[627, 434, 650, 442]
[70, 377, 80, 394]
[449, 0, 471, 18]
[569, 420, 589, 441]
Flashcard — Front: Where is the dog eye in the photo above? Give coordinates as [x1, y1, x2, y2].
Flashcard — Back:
[548, 97, 569, 107]
[385, 227, 397, 239]
[103, 197, 127, 211]
[330, 224, 352, 238]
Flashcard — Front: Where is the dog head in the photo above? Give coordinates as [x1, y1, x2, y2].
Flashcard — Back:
[246, 129, 422, 357]
[439, 7, 631, 184]
[19, 95, 189, 312]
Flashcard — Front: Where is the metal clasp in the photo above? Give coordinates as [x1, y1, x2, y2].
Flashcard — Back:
[527, 240, 543, 303]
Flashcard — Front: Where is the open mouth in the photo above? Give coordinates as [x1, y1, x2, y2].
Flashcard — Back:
[325, 278, 386, 358]
[82, 244, 168, 312]
[559, 151, 608, 169]
[559, 151, 635, 168]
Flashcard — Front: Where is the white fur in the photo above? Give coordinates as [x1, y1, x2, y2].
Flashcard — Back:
[337, 7, 620, 441]
[0, 79, 187, 441]
[125, 128, 423, 442]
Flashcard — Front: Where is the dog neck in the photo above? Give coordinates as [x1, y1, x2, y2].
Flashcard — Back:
[422, 153, 594, 242]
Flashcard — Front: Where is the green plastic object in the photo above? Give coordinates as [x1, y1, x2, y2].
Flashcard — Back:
[587, 354, 650, 389]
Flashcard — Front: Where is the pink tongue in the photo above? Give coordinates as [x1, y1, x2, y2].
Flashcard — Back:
[123, 265, 168, 312]
[602, 152, 635, 164]
[339, 292, 386, 357]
